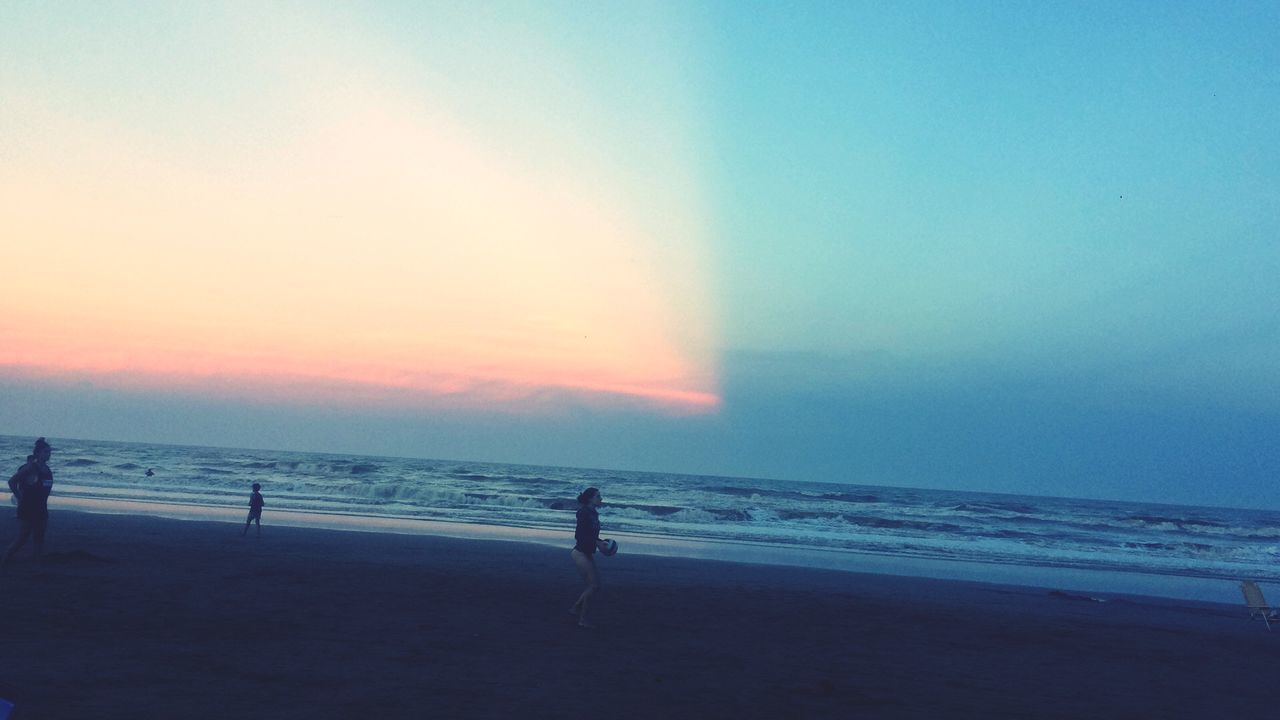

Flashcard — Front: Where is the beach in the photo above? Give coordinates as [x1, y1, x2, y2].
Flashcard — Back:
[0, 510, 1271, 719]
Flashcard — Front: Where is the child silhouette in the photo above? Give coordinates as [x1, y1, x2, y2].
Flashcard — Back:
[242, 483, 265, 537]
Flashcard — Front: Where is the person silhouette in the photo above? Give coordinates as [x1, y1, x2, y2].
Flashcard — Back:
[569, 487, 610, 628]
[2, 438, 55, 569]
[242, 483, 265, 537]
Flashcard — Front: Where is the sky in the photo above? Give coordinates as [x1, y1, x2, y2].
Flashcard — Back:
[2, 2, 1277, 508]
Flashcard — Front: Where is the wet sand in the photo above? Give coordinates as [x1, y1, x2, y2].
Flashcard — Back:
[0, 510, 1271, 719]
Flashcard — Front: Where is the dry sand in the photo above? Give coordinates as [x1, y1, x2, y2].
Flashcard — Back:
[0, 510, 1271, 719]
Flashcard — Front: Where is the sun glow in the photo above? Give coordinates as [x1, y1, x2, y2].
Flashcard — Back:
[0, 6, 718, 413]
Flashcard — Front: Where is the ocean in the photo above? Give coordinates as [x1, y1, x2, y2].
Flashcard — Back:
[5, 434, 1278, 601]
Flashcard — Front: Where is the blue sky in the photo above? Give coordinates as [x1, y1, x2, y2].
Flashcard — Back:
[2, 2, 1277, 508]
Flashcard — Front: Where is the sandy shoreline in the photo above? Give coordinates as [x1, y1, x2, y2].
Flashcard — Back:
[0, 509, 1272, 719]
[48, 495, 1241, 603]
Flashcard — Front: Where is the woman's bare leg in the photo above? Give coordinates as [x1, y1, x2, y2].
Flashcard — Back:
[570, 549, 599, 627]
[31, 516, 46, 558]
[0, 522, 34, 570]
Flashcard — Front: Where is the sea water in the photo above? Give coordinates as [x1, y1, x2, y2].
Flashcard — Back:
[5, 434, 1277, 601]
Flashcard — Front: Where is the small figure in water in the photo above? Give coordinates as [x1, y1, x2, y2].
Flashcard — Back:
[569, 486, 608, 628]
[242, 482, 265, 537]
[145, 468, 155, 477]
[2, 437, 55, 570]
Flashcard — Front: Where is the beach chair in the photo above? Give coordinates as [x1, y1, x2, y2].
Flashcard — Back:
[1241, 580, 1274, 630]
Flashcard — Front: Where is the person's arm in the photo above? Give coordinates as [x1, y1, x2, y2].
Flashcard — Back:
[8, 463, 33, 500]
[574, 508, 589, 546]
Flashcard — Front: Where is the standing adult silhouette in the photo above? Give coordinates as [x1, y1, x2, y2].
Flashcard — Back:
[569, 487, 610, 627]
[2, 437, 55, 569]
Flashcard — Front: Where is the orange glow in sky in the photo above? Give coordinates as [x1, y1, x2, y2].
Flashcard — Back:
[0, 8, 718, 414]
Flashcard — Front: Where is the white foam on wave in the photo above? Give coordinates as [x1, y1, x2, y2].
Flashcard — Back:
[14, 435, 1280, 590]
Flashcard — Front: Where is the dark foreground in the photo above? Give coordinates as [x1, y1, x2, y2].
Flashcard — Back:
[0, 510, 1271, 719]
